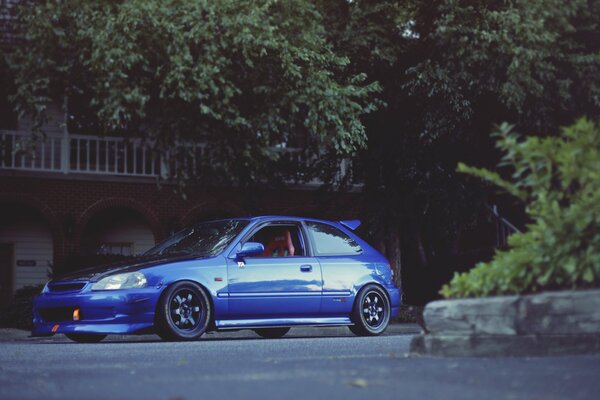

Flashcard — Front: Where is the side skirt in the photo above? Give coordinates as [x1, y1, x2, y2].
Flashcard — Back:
[215, 317, 353, 330]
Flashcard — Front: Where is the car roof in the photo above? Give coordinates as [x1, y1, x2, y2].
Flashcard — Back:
[195, 216, 355, 231]
[247, 215, 336, 224]
[193, 216, 346, 227]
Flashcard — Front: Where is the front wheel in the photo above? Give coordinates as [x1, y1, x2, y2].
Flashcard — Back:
[349, 284, 391, 336]
[155, 281, 211, 341]
[65, 333, 107, 343]
[254, 327, 290, 339]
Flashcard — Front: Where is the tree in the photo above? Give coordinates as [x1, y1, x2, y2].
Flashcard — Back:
[318, 0, 600, 303]
[8, 0, 379, 189]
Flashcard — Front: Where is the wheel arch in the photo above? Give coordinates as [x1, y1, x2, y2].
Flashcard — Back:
[154, 279, 216, 329]
[352, 281, 391, 312]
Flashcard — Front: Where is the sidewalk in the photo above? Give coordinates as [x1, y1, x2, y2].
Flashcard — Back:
[0, 323, 421, 343]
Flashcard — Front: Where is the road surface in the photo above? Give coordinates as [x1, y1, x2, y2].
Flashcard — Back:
[1, 326, 599, 400]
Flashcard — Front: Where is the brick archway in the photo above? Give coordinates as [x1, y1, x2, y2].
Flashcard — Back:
[76, 198, 164, 244]
[0, 193, 65, 272]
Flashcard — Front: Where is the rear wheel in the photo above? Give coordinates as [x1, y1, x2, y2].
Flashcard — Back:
[65, 333, 107, 343]
[155, 281, 211, 341]
[254, 327, 290, 339]
[349, 284, 391, 336]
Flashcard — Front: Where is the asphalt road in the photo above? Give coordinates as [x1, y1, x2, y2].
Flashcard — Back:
[1, 326, 599, 400]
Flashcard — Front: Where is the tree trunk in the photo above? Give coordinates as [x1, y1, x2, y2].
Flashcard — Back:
[384, 222, 402, 288]
[416, 225, 428, 267]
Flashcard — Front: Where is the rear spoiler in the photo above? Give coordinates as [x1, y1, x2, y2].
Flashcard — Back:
[339, 220, 361, 230]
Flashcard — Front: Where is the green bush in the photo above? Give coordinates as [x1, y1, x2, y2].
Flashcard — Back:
[0, 285, 44, 330]
[442, 118, 600, 298]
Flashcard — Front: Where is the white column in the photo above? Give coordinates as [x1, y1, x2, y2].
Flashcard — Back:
[60, 96, 70, 174]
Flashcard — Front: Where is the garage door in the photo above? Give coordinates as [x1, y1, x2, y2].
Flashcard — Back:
[0, 220, 53, 291]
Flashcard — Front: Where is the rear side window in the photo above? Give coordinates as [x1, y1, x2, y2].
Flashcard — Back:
[306, 222, 362, 255]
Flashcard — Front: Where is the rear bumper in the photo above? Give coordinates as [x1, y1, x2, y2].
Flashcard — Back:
[32, 287, 162, 336]
[386, 287, 401, 318]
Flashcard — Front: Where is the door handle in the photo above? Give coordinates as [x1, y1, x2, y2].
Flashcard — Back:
[300, 265, 313, 272]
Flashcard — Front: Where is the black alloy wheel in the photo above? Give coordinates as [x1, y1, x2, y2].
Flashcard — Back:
[254, 327, 290, 339]
[362, 291, 386, 328]
[156, 281, 211, 341]
[349, 284, 391, 336]
[65, 333, 107, 343]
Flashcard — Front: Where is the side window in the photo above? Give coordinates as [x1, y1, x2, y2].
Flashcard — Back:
[247, 224, 305, 257]
[306, 222, 362, 255]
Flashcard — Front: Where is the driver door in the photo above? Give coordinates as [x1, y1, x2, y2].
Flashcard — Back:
[226, 222, 322, 319]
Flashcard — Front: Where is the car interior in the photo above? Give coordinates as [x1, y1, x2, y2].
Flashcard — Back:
[248, 225, 305, 257]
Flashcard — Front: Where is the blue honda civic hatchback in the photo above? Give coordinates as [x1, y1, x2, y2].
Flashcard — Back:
[32, 216, 401, 342]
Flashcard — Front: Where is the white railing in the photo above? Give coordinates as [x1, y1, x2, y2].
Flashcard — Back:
[0, 130, 63, 172]
[273, 146, 359, 186]
[0, 130, 362, 186]
[0, 130, 161, 177]
[68, 133, 160, 177]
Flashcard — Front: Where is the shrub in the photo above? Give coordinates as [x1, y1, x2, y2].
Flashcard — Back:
[442, 118, 600, 298]
[0, 285, 44, 330]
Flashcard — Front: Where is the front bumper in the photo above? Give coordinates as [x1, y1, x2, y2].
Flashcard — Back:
[32, 286, 162, 336]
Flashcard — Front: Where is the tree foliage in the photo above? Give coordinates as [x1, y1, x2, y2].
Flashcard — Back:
[405, 0, 600, 140]
[8, 0, 379, 187]
[442, 119, 600, 297]
[318, 0, 600, 302]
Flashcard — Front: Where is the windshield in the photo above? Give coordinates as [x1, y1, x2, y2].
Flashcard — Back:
[144, 219, 249, 257]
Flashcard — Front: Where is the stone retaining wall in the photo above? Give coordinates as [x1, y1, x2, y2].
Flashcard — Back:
[411, 289, 600, 356]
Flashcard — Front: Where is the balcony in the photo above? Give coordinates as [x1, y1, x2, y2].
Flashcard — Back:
[0, 130, 160, 177]
[0, 130, 362, 189]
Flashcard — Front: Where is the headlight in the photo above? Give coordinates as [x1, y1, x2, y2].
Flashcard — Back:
[91, 272, 147, 291]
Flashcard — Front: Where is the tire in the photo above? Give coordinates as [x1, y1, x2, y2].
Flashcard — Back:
[254, 327, 290, 339]
[349, 284, 391, 336]
[155, 281, 211, 341]
[65, 333, 107, 343]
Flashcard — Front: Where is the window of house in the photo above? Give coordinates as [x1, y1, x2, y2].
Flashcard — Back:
[247, 224, 305, 257]
[96, 242, 133, 256]
[305, 221, 362, 255]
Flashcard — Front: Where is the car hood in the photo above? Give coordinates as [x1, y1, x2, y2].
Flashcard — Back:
[54, 254, 208, 282]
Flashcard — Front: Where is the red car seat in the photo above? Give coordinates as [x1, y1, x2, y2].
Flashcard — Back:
[263, 230, 295, 257]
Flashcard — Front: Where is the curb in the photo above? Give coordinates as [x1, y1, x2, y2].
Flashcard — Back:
[411, 289, 600, 357]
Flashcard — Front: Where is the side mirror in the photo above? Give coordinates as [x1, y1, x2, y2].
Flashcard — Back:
[236, 242, 264, 258]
